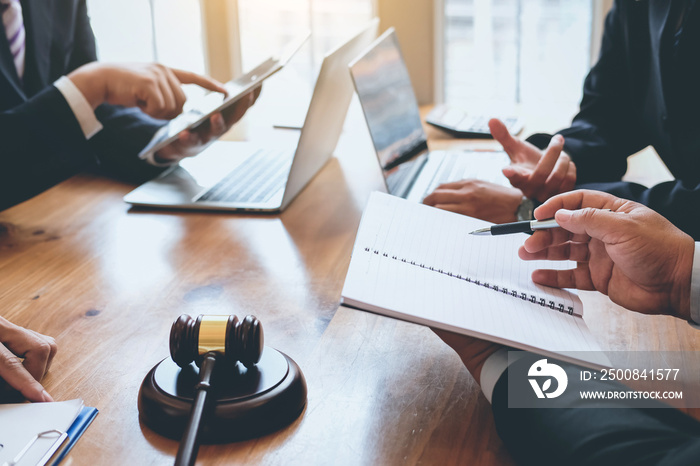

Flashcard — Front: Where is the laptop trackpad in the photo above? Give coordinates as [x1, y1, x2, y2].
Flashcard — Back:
[124, 141, 258, 206]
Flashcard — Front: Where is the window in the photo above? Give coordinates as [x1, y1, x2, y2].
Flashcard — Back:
[86, 1, 590, 127]
[87, 0, 207, 103]
[87, 0, 206, 74]
[235, 0, 374, 126]
[238, 0, 374, 71]
[86, 0, 374, 120]
[442, 0, 592, 124]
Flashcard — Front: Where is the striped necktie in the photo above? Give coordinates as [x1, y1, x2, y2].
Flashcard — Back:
[1, 0, 25, 79]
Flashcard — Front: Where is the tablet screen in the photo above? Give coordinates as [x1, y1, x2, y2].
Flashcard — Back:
[149, 34, 309, 155]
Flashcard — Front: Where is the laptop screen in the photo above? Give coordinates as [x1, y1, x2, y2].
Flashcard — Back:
[350, 29, 428, 183]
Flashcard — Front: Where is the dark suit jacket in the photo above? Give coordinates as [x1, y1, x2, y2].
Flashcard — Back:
[491, 360, 700, 466]
[528, 0, 700, 239]
[0, 0, 165, 211]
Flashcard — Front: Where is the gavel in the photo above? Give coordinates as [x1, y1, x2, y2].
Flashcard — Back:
[169, 314, 263, 466]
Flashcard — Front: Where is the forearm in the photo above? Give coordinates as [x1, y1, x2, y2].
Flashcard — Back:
[87, 105, 168, 183]
[0, 87, 96, 210]
[0, 87, 166, 212]
[66, 63, 111, 110]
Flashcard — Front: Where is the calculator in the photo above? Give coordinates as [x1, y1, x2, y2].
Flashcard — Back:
[426, 104, 524, 139]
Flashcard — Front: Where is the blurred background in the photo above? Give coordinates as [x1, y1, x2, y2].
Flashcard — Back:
[86, 0, 612, 132]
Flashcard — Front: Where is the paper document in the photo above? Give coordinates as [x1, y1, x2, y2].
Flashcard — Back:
[0, 399, 83, 466]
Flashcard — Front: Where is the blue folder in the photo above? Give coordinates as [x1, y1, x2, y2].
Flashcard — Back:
[51, 406, 98, 465]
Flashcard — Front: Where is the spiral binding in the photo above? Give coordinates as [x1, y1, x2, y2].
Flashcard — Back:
[363, 247, 574, 315]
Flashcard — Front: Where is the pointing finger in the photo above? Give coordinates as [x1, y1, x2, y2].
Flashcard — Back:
[171, 68, 227, 95]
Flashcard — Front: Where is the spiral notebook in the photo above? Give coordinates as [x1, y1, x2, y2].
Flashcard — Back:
[341, 192, 608, 369]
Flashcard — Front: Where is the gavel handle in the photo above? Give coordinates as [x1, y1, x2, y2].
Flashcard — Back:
[174, 353, 217, 466]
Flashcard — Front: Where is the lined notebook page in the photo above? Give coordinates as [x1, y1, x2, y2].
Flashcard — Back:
[342, 192, 603, 359]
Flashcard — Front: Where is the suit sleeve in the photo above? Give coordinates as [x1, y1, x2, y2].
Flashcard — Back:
[553, 1, 649, 184]
[490, 363, 700, 466]
[0, 86, 97, 210]
[575, 179, 700, 240]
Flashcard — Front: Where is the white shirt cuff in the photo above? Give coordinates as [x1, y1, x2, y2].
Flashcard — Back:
[480, 348, 529, 403]
[689, 242, 700, 327]
[479, 348, 510, 403]
[53, 76, 103, 139]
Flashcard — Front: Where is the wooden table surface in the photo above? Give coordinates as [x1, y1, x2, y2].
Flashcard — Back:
[1, 105, 698, 466]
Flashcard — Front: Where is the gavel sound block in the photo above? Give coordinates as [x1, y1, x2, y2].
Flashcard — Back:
[138, 315, 307, 443]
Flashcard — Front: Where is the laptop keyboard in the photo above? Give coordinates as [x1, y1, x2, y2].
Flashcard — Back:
[386, 162, 416, 195]
[196, 148, 294, 204]
[457, 116, 519, 134]
[424, 151, 510, 197]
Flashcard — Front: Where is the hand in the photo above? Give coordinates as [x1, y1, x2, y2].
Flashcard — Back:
[68, 62, 228, 120]
[518, 190, 694, 319]
[0, 317, 57, 402]
[423, 179, 523, 223]
[490, 119, 576, 202]
[432, 329, 502, 384]
[153, 86, 262, 164]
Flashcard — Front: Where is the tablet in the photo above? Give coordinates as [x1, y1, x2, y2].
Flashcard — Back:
[149, 33, 309, 154]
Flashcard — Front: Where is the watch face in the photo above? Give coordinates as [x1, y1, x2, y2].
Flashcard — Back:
[517, 198, 535, 221]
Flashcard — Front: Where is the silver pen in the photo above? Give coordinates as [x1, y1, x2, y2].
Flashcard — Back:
[469, 218, 560, 236]
[470, 209, 613, 236]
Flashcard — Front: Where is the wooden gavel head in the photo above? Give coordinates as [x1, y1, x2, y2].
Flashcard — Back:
[169, 314, 264, 369]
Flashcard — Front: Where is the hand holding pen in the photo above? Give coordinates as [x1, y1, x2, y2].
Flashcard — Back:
[509, 190, 695, 319]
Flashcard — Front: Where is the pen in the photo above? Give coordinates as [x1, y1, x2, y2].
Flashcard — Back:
[470, 209, 613, 236]
[469, 218, 559, 236]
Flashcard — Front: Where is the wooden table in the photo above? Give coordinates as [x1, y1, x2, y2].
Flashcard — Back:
[1, 105, 698, 465]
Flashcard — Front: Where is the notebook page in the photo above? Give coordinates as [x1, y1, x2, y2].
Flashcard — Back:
[358, 191, 581, 315]
[342, 192, 602, 357]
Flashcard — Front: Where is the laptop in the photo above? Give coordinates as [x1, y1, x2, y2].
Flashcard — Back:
[124, 19, 379, 212]
[349, 28, 511, 203]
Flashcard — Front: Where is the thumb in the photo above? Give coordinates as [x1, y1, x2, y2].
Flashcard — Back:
[555, 208, 620, 241]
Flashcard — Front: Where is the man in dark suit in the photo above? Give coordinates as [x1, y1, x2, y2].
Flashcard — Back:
[0, 0, 256, 211]
[436, 189, 700, 465]
[425, 0, 700, 240]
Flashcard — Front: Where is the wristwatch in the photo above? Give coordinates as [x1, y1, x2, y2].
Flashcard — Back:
[515, 197, 535, 221]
